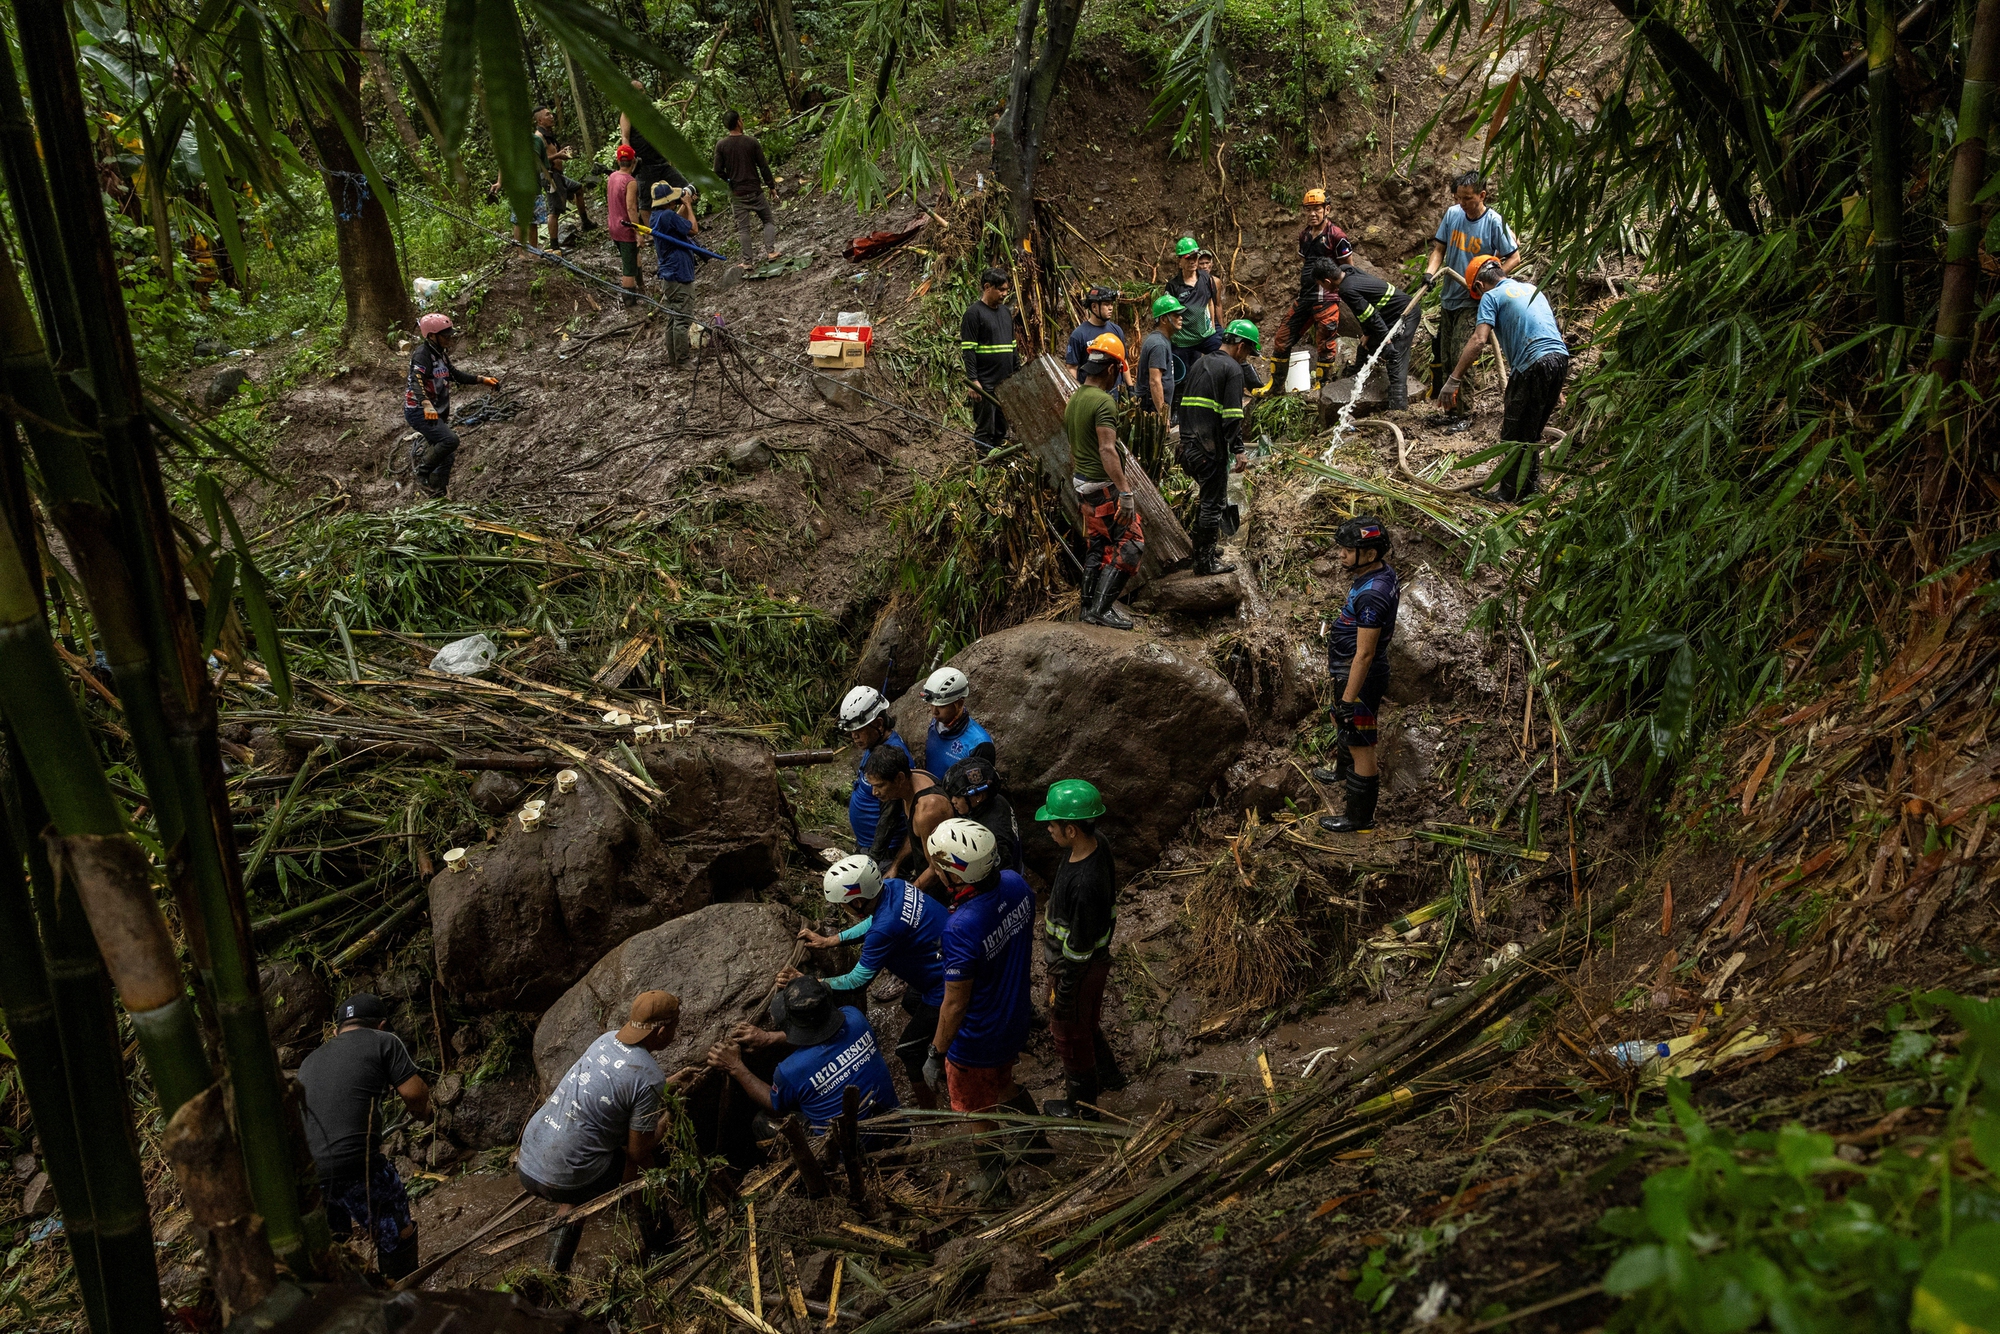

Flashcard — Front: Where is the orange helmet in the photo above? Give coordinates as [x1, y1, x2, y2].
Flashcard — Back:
[1085, 331, 1128, 370]
[1465, 255, 1504, 289]
[1303, 187, 1328, 206]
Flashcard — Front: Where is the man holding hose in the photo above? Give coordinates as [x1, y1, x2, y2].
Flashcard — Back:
[1441, 256, 1571, 501]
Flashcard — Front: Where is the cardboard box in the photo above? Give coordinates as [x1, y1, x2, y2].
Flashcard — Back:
[810, 339, 866, 368]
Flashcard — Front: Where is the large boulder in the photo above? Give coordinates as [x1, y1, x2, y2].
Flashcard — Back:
[430, 737, 791, 1011]
[891, 623, 1250, 873]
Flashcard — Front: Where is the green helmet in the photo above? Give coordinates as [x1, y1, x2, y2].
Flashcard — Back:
[1151, 293, 1187, 318]
[1035, 778, 1107, 822]
[1175, 236, 1200, 257]
[1223, 318, 1262, 349]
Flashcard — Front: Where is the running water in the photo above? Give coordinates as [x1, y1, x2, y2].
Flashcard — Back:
[1318, 332, 1388, 463]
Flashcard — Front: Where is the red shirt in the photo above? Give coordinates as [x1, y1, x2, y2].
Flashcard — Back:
[606, 170, 637, 242]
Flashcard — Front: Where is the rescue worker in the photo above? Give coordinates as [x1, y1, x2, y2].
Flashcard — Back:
[1330, 240, 1419, 412]
[1178, 320, 1262, 576]
[961, 267, 1018, 457]
[920, 666, 996, 777]
[1424, 172, 1520, 422]
[1273, 189, 1349, 361]
[714, 109, 780, 268]
[1035, 781, 1126, 1120]
[944, 755, 1022, 875]
[921, 819, 1040, 1202]
[864, 745, 952, 883]
[403, 314, 498, 499]
[1442, 256, 1570, 501]
[1165, 238, 1223, 376]
[1131, 294, 1184, 469]
[790, 854, 946, 1109]
[1313, 517, 1399, 835]
[648, 181, 700, 367]
[296, 993, 433, 1281]
[516, 992, 698, 1271]
[839, 686, 912, 853]
[532, 105, 594, 250]
[607, 143, 644, 306]
[1064, 285, 1125, 390]
[1066, 333, 1144, 629]
[707, 976, 903, 1152]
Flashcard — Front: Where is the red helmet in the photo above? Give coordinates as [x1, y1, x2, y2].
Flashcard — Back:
[418, 313, 455, 337]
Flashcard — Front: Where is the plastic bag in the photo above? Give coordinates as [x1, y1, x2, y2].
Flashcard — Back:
[413, 276, 444, 309]
[429, 633, 498, 676]
[836, 310, 869, 328]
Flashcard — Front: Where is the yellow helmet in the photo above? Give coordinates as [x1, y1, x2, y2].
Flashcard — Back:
[1303, 187, 1328, 206]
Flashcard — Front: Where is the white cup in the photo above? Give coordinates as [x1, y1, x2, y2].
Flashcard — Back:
[443, 847, 467, 872]
[556, 769, 579, 794]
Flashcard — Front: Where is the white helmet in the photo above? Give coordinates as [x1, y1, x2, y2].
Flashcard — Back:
[922, 666, 970, 706]
[822, 854, 885, 905]
[927, 817, 998, 884]
[838, 685, 890, 731]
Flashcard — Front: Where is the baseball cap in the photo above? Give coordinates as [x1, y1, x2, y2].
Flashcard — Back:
[769, 976, 843, 1047]
[338, 993, 386, 1024]
[616, 989, 681, 1045]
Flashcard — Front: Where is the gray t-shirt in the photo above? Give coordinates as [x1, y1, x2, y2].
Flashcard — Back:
[518, 1031, 665, 1191]
[1137, 331, 1176, 411]
[297, 1026, 422, 1177]
[1433, 204, 1519, 310]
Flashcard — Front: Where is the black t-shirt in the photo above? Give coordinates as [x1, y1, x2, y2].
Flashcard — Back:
[296, 1026, 421, 1177]
[967, 794, 1023, 874]
[628, 125, 689, 191]
[1045, 837, 1118, 973]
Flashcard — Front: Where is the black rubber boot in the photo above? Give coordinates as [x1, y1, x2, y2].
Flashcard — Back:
[1092, 1029, 1127, 1091]
[1088, 569, 1134, 631]
[546, 1217, 585, 1273]
[1001, 1088, 1055, 1165]
[378, 1228, 420, 1282]
[1191, 528, 1237, 576]
[1042, 1073, 1102, 1121]
[1078, 561, 1106, 625]
[1318, 773, 1380, 834]
[1311, 746, 1353, 788]
[967, 1144, 1012, 1205]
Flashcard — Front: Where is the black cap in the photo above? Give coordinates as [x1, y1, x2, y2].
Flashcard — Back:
[337, 993, 386, 1024]
[945, 755, 999, 803]
[769, 976, 843, 1047]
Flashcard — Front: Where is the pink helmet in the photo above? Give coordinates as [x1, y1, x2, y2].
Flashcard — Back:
[417, 313, 455, 337]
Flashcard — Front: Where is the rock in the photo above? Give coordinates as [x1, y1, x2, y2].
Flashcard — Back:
[436, 1071, 464, 1107]
[890, 624, 1250, 872]
[1136, 570, 1241, 616]
[193, 337, 230, 359]
[1379, 723, 1439, 802]
[985, 1243, 1048, 1296]
[468, 770, 529, 816]
[811, 368, 864, 412]
[22, 1171, 50, 1217]
[204, 366, 250, 408]
[430, 738, 791, 1010]
[446, 1070, 539, 1150]
[853, 607, 920, 702]
[12, 1153, 35, 1181]
[532, 901, 802, 1094]
[726, 437, 775, 471]
[1229, 761, 1310, 818]
[799, 1250, 841, 1300]
[260, 960, 330, 1049]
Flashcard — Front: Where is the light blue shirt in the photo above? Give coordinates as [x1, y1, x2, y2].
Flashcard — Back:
[1475, 278, 1568, 370]
[1433, 205, 1518, 310]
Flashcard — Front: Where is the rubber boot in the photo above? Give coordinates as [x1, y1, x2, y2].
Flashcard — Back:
[1088, 569, 1134, 631]
[1092, 1029, 1128, 1091]
[967, 1144, 1012, 1205]
[546, 1217, 585, 1273]
[378, 1228, 420, 1282]
[1078, 559, 1106, 625]
[1318, 772, 1380, 834]
[1042, 1072, 1102, 1121]
[1311, 745, 1353, 788]
[999, 1088, 1054, 1166]
[1191, 526, 1236, 576]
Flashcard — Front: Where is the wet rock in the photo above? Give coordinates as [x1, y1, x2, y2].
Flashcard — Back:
[193, 337, 230, 359]
[799, 1250, 841, 1300]
[1229, 761, 1311, 818]
[204, 366, 250, 408]
[532, 900, 803, 1094]
[1135, 570, 1241, 616]
[1379, 723, 1440, 802]
[853, 607, 920, 702]
[260, 959, 330, 1049]
[430, 738, 790, 1011]
[468, 770, 529, 816]
[891, 623, 1250, 873]
[446, 1069, 539, 1150]
[727, 437, 775, 470]
[811, 368, 864, 412]
[985, 1243, 1049, 1296]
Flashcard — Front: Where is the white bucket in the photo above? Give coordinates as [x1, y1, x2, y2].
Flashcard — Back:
[556, 769, 579, 794]
[1285, 348, 1313, 393]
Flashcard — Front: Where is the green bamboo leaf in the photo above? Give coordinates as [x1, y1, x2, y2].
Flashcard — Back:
[195, 473, 224, 545]
[1655, 641, 1696, 747]
[396, 51, 452, 159]
[477, 0, 543, 235]
[211, 487, 292, 707]
[201, 552, 237, 658]
[436, 0, 477, 149]
[236, 12, 272, 141]
[190, 114, 250, 291]
[1766, 435, 1835, 513]
[1598, 632, 1686, 664]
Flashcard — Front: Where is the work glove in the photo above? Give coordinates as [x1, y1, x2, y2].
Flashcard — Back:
[922, 1046, 946, 1089]
[481, 376, 500, 386]
[423, 405, 439, 421]
[1116, 490, 1136, 520]
[1334, 699, 1360, 726]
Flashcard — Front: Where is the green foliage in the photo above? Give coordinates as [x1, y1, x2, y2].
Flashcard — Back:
[467, 1014, 531, 1087]
[1598, 992, 2000, 1332]
[812, 49, 952, 213]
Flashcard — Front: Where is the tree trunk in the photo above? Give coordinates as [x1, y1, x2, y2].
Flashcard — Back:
[560, 46, 599, 159]
[1868, 0, 1905, 335]
[361, 40, 440, 190]
[992, 0, 1085, 239]
[305, 0, 414, 346]
[140, 119, 177, 281]
[1929, 0, 1997, 384]
[757, 0, 804, 109]
[940, 0, 957, 46]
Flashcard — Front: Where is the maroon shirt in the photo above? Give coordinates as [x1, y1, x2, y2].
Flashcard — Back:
[713, 132, 775, 199]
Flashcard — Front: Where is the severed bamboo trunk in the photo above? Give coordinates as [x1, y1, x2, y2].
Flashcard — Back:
[1929, 0, 2000, 389]
[163, 1084, 279, 1321]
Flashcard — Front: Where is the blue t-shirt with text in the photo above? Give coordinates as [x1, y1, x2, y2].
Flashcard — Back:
[849, 731, 911, 849]
[1475, 279, 1568, 370]
[769, 1007, 900, 1134]
[1433, 205, 1518, 310]
[941, 870, 1035, 1068]
[926, 714, 995, 781]
[845, 877, 946, 1005]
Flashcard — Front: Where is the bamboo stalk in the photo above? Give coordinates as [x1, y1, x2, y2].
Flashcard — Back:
[327, 881, 427, 968]
[1928, 0, 2000, 388]
[162, 1083, 278, 1320]
[0, 37, 82, 371]
[1868, 0, 1905, 340]
[251, 874, 380, 937]
[242, 740, 329, 884]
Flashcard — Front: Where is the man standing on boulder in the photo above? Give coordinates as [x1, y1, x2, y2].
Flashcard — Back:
[1178, 320, 1261, 576]
[714, 109, 779, 269]
[840, 686, 911, 853]
[1273, 189, 1349, 362]
[1035, 781, 1127, 1120]
[945, 755, 1022, 874]
[297, 993, 434, 1281]
[1313, 517, 1399, 836]
[517, 991, 699, 1272]
[707, 976, 903, 1151]
[920, 666, 996, 778]
[922, 819, 1040, 1202]
[786, 855, 946, 1109]
[1067, 333, 1144, 630]
[961, 267, 1018, 457]
[864, 746, 953, 884]
[403, 314, 498, 499]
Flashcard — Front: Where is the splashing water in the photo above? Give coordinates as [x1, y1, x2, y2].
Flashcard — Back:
[1318, 283, 1432, 464]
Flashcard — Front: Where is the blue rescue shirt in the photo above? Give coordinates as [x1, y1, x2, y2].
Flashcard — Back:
[848, 732, 911, 849]
[1433, 205, 1518, 310]
[1475, 278, 1569, 370]
[650, 207, 697, 284]
[769, 1007, 900, 1136]
[1330, 563, 1400, 662]
[926, 714, 996, 780]
[825, 877, 946, 1006]
[941, 871, 1035, 1068]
